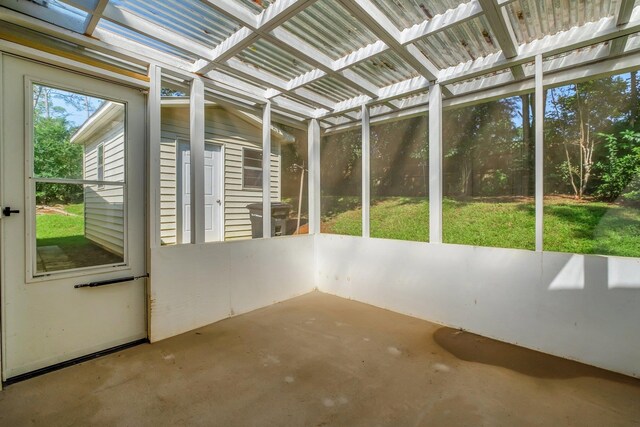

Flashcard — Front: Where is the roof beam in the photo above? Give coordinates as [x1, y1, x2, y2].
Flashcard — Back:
[326, 39, 640, 132]
[194, 0, 319, 74]
[83, 0, 109, 35]
[438, 9, 640, 85]
[267, 27, 380, 96]
[400, 0, 484, 45]
[610, 0, 636, 55]
[221, 58, 336, 109]
[99, 2, 213, 58]
[197, 0, 379, 99]
[336, 0, 442, 83]
[280, 2, 485, 100]
[2, 0, 86, 32]
[197, 0, 256, 28]
[0, 6, 319, 119]
[316, 76, 430, 118]
[62, 0, 213, 58]
[477, 0, 524, 78]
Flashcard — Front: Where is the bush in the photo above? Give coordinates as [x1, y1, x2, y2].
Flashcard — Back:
[595, 130, 640, 203]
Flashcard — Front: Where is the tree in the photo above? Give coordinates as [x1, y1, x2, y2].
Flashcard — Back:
[442, 97, 525, 197]
[33, 116, 83, 204]
[545, 76, 629, 199]
[32, 85, 84, 205]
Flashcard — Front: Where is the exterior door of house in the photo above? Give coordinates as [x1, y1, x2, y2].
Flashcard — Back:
[178, 143, 222, 243]
[0, 55, 146, 380]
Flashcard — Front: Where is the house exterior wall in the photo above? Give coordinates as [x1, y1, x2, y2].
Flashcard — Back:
[159, 106, 281, 244]
[83, 107, 125, 256]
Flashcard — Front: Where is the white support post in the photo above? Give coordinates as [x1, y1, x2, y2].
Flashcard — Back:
[535, 55, 544, 251]
[308, 119, 321, 234]
[190, 77, 205, 244]
[262, 101, 272, 239]
[428, 83, 443, 243]
[147, 64, 162, 249]
[361, 104, 371, 237]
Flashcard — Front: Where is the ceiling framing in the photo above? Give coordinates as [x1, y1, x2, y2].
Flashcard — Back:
[0, 0, 639, 129]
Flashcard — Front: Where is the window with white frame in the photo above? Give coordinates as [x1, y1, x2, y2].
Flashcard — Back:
[243, 147, 263, 189]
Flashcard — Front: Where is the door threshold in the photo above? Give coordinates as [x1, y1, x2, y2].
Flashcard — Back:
[2, 338, 149, 387]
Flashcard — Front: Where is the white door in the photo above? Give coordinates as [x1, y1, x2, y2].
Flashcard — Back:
[0, 55, 146, 380]
[204, 144, 223, 242]
[179, 143, 222, 243]
[179, 143, 191, 244]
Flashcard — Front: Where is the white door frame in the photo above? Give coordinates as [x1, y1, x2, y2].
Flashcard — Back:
[0, 52, 147, 382]
[177, 141, 224, 244]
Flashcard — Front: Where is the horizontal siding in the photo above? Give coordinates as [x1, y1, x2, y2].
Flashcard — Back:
[160, 106, 281, 243]
[83, 115, 125, 256]
[84, 185, 125, 256]
[160, 140, 177, 245]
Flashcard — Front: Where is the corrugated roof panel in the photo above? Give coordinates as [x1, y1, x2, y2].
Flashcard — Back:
[110, 0, 241, 49]
[235, 0, 276, 14]
[97, 20, 199, 62]
[415, 15, 498, 69]
[0, 0, 88, 33]
[504, 0, 619, 44]
[306, 76, 362, 102]
[369, 0, 468, 29]
[236, 40, 314, 80]
[351, 51, 420, 86]
[282, 0, 379, 60]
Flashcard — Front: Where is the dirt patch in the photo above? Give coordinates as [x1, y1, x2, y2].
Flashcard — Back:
[36, 205, 78, 216]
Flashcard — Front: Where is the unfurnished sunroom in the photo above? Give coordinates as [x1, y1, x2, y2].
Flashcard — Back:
[0, 0, 638, 425]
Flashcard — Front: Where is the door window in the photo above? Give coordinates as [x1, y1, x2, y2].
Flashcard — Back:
[31, 84, 127, 274]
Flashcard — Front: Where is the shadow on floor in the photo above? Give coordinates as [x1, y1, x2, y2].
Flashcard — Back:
[37, 235, 123, 272]
[433, 327, 639, 384]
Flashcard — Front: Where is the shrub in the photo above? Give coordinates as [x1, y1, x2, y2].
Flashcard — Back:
[595, 130, 640, 203]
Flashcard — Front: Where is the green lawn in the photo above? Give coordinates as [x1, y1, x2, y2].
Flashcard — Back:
[36, 203, 123, 272]
[36, 203, 86, 245]
[321, 196, 640, 257]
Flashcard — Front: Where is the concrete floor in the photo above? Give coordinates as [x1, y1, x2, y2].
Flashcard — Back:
[1, 292, 639, 426]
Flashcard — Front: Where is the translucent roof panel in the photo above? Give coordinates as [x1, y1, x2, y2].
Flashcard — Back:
[282, 0, 379, 60]
[351, 51, 420, 87]
[306, 76, 363, 102]
[0, 0, 88, 33]
[97, 20, 199, 62]
[110, 0, 242, 49]
[504, 0, 619, 44]
[415, 16, 499, 69]
[236, 40, 314, 80]
[369, 0, 467, 30]
[236, 0, 276, 14]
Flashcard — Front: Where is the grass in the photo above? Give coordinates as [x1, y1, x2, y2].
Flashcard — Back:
[321, 196, 640, 257]
[36, 203, 86, 245]
[36, 203, 123, 271]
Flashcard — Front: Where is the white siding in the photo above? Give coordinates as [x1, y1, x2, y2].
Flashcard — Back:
[159, 106, 281, 244]
[160, 140, 177, 245]
[83, 106, 125, 256]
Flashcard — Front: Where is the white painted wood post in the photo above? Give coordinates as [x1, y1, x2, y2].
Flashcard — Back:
[189, 77, 205, 245]
[308, 119, 321, 234]
[535, 54, 544, 251]
[429, 83, 443, 243]
[362, 104, 371, 237]
[147, 64, 162, 249]
[262, 101, 272, 239]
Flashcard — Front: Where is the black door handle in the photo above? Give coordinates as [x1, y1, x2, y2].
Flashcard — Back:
[2, 207, 20, 216]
